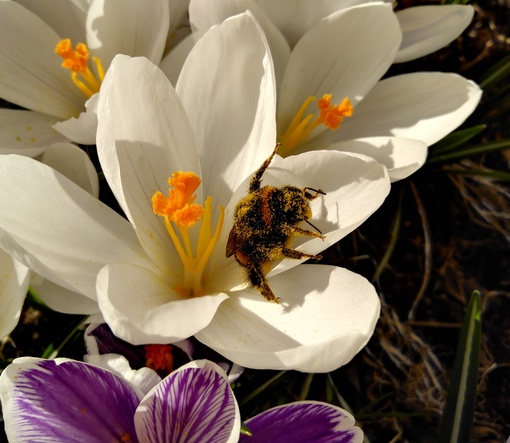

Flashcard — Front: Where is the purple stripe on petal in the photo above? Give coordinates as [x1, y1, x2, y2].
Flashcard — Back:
[240, 401, 363, 443]
[135, 362, 238, 443]
[6, 359, 140, 443]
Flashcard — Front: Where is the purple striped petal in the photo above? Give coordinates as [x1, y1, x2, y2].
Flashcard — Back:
[240, 401, 363, 443]
[135, 360, 240, 443]
[0, 357, 141, 443]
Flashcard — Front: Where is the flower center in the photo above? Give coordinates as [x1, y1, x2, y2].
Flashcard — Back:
[144, 344, 175, 374]
[55, 39, 105, 98]
[152, 171, 224, 297]
[278, 94, 353, 156]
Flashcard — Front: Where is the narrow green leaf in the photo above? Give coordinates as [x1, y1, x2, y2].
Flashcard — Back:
[438, 290, 482, 443]
[480, 54, 510, 90]
[431, 125, 486, 155]
[427, 139, 510, 164]
[41, 316, 87, 359]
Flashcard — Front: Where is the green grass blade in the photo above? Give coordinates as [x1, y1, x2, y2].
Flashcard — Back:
[438, 290, 482, 443]
[430, 125, 486, 155]
[427, 139, 510, 164]
[480, 54, 510, 90]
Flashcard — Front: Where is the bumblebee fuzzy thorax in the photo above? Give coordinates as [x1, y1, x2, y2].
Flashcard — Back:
[226, 146, 325, 303]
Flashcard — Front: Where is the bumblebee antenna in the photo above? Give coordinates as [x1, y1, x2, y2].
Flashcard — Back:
[304, 187, 326, 199]
[303, 218, 323, 235]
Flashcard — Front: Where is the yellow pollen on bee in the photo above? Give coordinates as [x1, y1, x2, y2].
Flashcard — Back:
[55, 38, 105, 98]
[152, 171, 224, 297]
[278, 94, 353, 156]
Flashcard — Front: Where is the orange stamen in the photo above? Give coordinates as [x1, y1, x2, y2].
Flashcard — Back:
[279, 94, 353, 155]
[55, 38, 105, 98]
[152, 171, 224, 297]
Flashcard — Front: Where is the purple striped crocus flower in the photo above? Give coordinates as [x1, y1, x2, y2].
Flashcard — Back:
[0, 358, 239, 443]
[0, 357, 362, 442]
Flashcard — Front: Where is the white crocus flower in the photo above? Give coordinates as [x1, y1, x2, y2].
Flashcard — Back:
[0, 0, 172, 149]
[189, 0, 474, 64]
[0, 141, 100, 339]
[177, 2, 482, 181]
[0, 14, 390, 372]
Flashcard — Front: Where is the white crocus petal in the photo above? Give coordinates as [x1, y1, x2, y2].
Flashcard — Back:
[0, 155, 150, 299]
[254, 0, 369, 47]
[277, 3, 401, 139]
[15, 0, 89, 44]
[54, 93, 99, 145]
[30, 275, 100, 315]
[0, 252, 29, 339]
[86, 0, 169, 67]
[189, 0, 290, 86]
[336, 72, 483, 147]
[97, 263, 229, 344]
[0, 109, 67, 155]
[177, 12, 277, 207]
[135, 360, 240, 443]
[306, 137, 429, 182]
[395, 5, 474, 63]
[97, 55, 201, 273]
[159, 30, 205, 86]
[84, 352, 162, 395]
[197, 265, 380, 372]
[41, 142, 99, 197]
[0, 1, 84, 119]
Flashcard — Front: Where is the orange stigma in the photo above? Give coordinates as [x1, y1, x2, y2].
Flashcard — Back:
[152, 171, 224, 297]
[55, 38, 105, 97]
[144, 344, 175, 375]
[279, 94, 353, 155]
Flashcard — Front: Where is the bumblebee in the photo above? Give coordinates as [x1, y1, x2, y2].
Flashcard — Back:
[226, 145, 325, 303]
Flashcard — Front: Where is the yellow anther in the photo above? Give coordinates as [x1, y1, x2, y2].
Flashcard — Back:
[153, 172, 224, 297]
[55, 39, 105, 98]
[279, 94, 353, 155]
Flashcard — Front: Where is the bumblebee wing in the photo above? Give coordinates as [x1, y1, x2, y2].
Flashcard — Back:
[225, 227, 238, 257]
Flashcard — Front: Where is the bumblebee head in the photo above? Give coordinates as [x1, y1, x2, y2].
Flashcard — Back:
[280, 186, 325, 223]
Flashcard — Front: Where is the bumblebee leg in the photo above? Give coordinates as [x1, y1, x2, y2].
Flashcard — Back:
[247, 264, 280, 303]
[281, 248, 322, 261]
[284, 225, 325, 240]
[248, 145, 279, 193]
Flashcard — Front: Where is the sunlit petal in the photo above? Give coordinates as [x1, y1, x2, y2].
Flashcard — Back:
[336, 72, 483, 146]
[277, 3, 401, 140]
[0, 2, 84, 118]
[0, 358, 141, 442]
[135, 360, 240, 443]
[97, 263, 229, 344]
[97, 55, 200, 273]
[0, 155, 148, 299]
[197, 265, 380, 372]
[395, 5, 474, 63]
[86, 0, 169, 67]
[177, 12, 277, 209]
